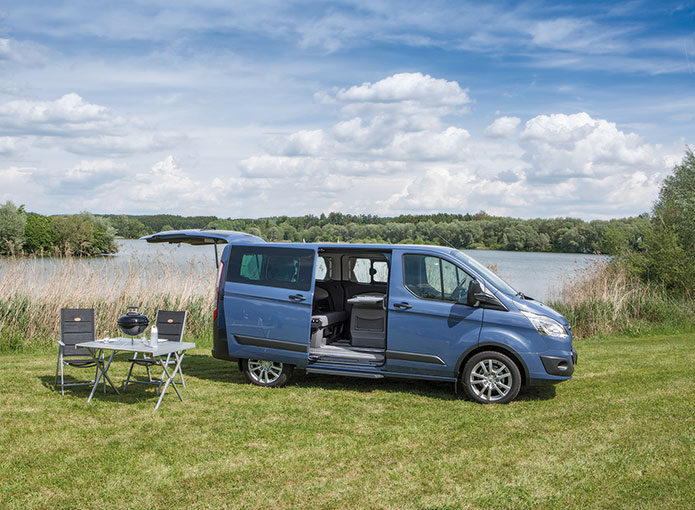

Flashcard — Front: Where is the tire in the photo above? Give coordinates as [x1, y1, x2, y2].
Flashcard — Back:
[241, 359, 294, 387]
[462, 351, 521, 404]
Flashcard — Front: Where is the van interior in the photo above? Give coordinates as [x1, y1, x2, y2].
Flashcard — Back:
[309, 248, 390, 366]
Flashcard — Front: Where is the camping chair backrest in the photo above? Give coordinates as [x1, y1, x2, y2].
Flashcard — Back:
[156, 310, 187, 342]
[60, 308, 95, 357]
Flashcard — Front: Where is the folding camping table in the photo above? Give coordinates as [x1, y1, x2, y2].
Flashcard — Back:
[77, 337, 196, 411]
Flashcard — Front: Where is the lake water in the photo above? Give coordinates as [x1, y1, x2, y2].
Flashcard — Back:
[116, 240, 606, 302]
[4, 239, 608, 302]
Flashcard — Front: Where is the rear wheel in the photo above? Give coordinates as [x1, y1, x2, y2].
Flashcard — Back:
[462, 351, 521, 404]
[242, 359, 294, 387]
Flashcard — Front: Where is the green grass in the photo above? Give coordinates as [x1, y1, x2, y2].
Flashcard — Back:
[1, 333, 694, 509]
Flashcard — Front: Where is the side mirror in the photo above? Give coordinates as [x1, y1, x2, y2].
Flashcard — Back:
[466, 280, 506, 310]
[467, 280, 483, 306]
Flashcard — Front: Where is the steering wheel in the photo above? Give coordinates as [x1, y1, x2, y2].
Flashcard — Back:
[450, 279, 469, 303]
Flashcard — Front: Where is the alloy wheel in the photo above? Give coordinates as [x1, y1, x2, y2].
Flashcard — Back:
[246, 359, 284, 385]
[469, 359, 513, 402]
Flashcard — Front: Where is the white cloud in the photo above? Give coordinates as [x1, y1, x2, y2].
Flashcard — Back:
[484, 116, 521, 138]
[29, 160, 124, 195]
[280, 129, 326, 156]
[0, 93, 181, 157]
[335, 72, 470, 106]
[0, 38, 50, 66]
[520, 112, 669, 182]
[0, 93, 127, 136]
[225, 76, 678, 219]
[310, 73, 474, 162]
[0, 70, 684, 220]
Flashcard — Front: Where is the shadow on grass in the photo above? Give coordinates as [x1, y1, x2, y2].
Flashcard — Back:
[39, 374, 178, 406]
[516, 384, 556, 401]
[183, 353, 558, 402]
[40, 353, 557, 404]
[39, 354, 194, 406]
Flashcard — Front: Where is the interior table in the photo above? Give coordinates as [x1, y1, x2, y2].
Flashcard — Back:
[77, 337, 196, 411]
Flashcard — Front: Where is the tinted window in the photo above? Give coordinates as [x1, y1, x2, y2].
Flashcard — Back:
[403, 254, 472, 302]
[227, 246, 315, 291]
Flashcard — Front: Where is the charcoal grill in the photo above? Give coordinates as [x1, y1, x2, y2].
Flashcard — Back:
[117, 306, 149, 337]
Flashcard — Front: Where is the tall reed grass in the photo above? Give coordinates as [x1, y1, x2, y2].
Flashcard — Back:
[3, 251, 694, 351]
[549, 260, 695, 337]
[0, 253, 216, 351]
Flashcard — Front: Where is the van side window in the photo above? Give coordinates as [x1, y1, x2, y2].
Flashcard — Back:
[403, 254, 472, 302]
[349, 257, 388, 283]
[316, 256, 332, 281]
[227, 246, 315, 291]
[372, 261, 388, 282]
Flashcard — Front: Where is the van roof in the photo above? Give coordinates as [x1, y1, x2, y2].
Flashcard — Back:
[141, 229, 264, 245]
[141, 229, 457, 253]
[265, 241, 456, 253]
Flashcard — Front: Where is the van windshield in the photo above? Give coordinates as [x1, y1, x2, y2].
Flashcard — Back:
[451, 250, 517, 297]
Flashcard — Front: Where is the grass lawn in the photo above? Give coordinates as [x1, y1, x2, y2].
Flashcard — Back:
[1, 333, 694, 510]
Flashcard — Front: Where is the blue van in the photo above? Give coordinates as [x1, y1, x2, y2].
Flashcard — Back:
[143, 230, 577, 404]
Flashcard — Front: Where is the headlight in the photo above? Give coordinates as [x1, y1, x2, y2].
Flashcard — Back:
[521, 311, 568, 338]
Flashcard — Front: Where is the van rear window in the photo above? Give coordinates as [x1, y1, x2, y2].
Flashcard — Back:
[227, 246, 315, 291]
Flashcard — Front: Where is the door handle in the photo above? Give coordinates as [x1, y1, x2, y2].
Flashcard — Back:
[289, 294, 307, 302]
[394, 302, 412, 310]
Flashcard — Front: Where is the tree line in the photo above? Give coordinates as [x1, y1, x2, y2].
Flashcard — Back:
[101, 211, 646, 256]
[1, 205, 648, 257]
[0, 204, 117, 256]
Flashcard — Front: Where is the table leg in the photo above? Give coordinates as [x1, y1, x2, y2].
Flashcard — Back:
[86, 348, 103, 403]
[86, 348, 119, 403]
[100, 350, 120, 394]
[154, 351, 186, 411]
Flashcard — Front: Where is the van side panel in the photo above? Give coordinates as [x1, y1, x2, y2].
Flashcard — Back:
[222, 245, 317, 368]
[385, 248, 483, 377]
[223, 282, 312, 367]
[479, 308, 571, 382]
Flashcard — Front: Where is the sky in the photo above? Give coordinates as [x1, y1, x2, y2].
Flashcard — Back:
[0, 1, 694, 220]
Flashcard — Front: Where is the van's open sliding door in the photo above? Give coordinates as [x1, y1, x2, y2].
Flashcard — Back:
[223, 245, 317, 368]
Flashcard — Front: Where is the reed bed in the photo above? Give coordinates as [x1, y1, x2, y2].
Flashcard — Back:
[0, 253, 217, 351]
[549, 260, 695, 337]
[3, 251, 694, 351]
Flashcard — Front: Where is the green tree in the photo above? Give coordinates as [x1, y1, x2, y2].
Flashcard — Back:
[111, 215, 148, 239]
[51, 212, 117, 256]
[654, 148, 695, 252]
[626, 149, 695, 296]
[0, 201, 26, 255]
[89, 213, 118, 254]
[24, 213, 56, 254]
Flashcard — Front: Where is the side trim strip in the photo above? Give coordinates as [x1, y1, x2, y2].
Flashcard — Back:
[386, 350, 446, 365]
[234, 334, 308, 353]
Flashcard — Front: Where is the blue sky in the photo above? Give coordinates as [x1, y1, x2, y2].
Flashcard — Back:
[0, 0, 693, 219]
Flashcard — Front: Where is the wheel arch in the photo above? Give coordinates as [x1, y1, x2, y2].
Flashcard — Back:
[455, 342, 529, 386]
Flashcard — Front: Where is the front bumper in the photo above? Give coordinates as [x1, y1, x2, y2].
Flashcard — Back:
[540, 347, 577, 377]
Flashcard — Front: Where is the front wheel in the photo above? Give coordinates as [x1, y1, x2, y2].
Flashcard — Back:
[462, 351, 521, 404]
[241, 359, 294, 387]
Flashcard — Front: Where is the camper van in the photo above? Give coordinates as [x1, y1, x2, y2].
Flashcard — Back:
[143, 230, 577, 404]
